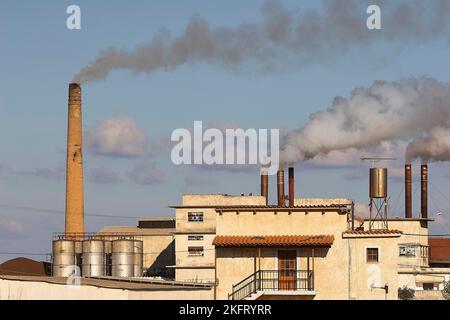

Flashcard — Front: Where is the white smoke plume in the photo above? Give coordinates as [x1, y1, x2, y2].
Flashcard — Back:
[73, 0, 450, 83]
[405, 126, 450, 163]
[280, 77, 450, 165]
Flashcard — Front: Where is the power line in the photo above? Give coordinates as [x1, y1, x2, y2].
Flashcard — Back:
[0, 204, 141, 219]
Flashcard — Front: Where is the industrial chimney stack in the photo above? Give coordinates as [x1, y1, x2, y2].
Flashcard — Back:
[288, 167, 295, 208]
[405, 164, 412, 219]
[260, 170, 268, 205]
[421, 164, 428, 219]
[65, 83, 85, 235]
[277, 169, 285, 207]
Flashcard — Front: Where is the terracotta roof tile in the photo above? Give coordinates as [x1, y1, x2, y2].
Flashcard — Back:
[429, 238, 450, 263]
[212, 235, 334, 247]
[343, 229, 403, 235]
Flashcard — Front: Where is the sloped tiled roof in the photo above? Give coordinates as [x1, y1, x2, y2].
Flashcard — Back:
[343, 229, 403, 235]
[429, 238, 450, 263]
[212, 235, 334, 247]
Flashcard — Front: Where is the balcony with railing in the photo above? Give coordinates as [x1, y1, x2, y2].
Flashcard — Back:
[228, 270, 314, 300]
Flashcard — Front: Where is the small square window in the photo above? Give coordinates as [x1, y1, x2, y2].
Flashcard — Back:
[188, 246, 204, 256]
[367, 248, 379, 263]
[188, 212, 204, 222]
[188, 235, 204, 241]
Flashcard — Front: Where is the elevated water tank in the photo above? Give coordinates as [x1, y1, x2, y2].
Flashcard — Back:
[111, 239, 135, 277]
[52, 240, 76, 277]
[369, 168, 388, 198]
[82, 239, 105, 277]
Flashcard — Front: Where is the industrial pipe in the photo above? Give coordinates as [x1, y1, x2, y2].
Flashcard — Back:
[277, 169, 285, 207]
[421, 164, 428, 219]
[405, 164, 412, 219]
[288, 167, 294, 208]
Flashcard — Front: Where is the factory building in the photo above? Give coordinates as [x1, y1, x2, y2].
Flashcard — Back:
[167, 166, 450, 300]
[4, 83, 449, 300]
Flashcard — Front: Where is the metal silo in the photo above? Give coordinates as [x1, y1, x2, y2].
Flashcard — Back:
[369, 168, 387, 198]
[52, 240, 76, 277]
[134, 240, 144, 277]
[104, 240, 112, 276]
[111, 239, 135, 277]
[82, 239, 105, 277]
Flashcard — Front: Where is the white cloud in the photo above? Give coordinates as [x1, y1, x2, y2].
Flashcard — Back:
[86, 117, 148, 157]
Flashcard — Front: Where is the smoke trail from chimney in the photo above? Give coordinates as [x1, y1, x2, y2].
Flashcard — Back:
[280, 78, 450, 165]
[73, 0, 450, 83]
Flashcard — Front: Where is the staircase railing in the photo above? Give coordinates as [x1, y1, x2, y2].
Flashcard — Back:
[228, 270, 314, 300]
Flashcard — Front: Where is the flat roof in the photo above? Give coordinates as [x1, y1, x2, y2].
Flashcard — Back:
[170, 204, 351, 210]
[0, 275, 212, 290]
[98, 226, 174, 236]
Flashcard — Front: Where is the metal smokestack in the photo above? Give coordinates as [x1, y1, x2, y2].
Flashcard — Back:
[421, 164, 428, 219]
[288, 167, 294, 208]
[277, 169, 285, 207]
[65, 83, 85, 236]
[405, 164, 412, 218]
[260, 170, 268, 205]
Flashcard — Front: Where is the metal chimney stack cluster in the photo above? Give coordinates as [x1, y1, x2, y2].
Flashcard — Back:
[65, 83, 85, 235]
[404, 163, 428, 220]
[272, 167, 295, 207]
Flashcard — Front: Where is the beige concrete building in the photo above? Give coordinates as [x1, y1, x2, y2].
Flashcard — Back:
[170, 194, 266, 283]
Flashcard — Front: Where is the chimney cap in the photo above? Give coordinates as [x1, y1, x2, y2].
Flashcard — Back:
[69, 83, 81, 89]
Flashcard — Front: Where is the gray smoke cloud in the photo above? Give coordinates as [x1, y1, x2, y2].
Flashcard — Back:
[280, 77, 450, 165]
[405, 127, 450, 163]
[73, 0, 450, 83]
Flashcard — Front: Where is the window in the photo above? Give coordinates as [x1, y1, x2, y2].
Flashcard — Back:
[188, 246, 204, 256]
[188, 235, 204, 241]
[423, 283, 435, 291]
[366, 248, 379, 263]
[188, 212, 204, 222]
[399, 245, 416, 257]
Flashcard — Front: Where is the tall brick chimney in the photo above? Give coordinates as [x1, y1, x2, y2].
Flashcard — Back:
[65, 83, 84, 235]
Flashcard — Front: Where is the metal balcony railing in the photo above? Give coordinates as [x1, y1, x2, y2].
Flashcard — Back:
[228, 270, 314, 300]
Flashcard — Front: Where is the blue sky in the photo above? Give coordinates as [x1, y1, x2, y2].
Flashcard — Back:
[1, 0, 450, 262]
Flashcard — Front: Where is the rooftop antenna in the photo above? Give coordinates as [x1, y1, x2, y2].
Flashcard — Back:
[360, 157, 396, 231]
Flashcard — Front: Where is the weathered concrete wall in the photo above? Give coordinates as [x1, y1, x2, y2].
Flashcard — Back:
[0, 278, 213, 300]
[142, 235, 174, 276]
[175, 268, 215, 284]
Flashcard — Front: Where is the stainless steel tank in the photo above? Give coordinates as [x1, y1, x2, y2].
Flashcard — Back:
[82, 240, 105, 277]
[104, 240, 112, 276]
[52, 240, 76, 277]
[134, 240, 144, 277]
[369, 168, 388, 198]
[112, 239, 135, 277]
